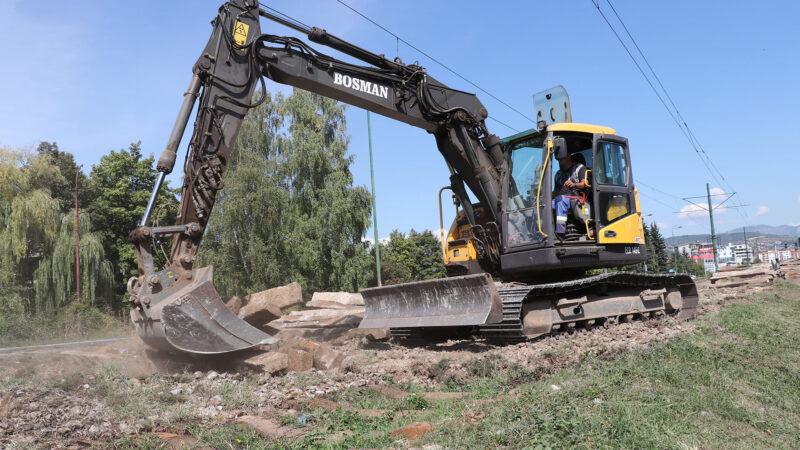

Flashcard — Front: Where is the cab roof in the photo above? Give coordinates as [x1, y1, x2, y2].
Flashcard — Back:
[498, 122, 617, 145]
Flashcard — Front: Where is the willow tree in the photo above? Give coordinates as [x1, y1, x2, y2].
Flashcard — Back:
[34, 213, 114, 311]
[0, 148, 63, 313]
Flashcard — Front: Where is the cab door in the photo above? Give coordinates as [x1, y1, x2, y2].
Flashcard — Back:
[592, 135, 642, 245]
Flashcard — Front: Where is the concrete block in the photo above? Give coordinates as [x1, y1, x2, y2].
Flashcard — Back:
[246, 282, 303, 312]
[242, 351, 288, 374]
[287, 349, 313, 372]
[274, 308, 364, 328]
[313, 343, 344, 370]
[364, 328, 391, 341]
[224, 296, 243, 315]
[308, 291, 364, 308]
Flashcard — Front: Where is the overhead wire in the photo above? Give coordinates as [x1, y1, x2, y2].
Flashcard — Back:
[605, 0, 738, 197]
[588, 0, 723, 188]
[593, 0, 750, 221]
[487, 117, 520, 133]
[334, 0, 535, 128]
[636, 180, 684, 201]
[637, 190, 682, 211]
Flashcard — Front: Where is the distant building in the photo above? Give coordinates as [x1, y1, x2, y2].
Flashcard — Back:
[732, 244, 753, 265]
[758, 248, 800, 263]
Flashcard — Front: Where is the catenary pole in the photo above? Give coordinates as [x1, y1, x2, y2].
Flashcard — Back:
[706, 183, 718, 272]
[367, 111, 381, 286]
[742, 226, 749, 264]
[75, 165, 82, 302]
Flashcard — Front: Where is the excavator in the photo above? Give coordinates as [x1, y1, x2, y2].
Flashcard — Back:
[128, 0, 698, 354]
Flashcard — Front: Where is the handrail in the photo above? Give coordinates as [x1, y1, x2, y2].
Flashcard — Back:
[536, 139, 552, 237]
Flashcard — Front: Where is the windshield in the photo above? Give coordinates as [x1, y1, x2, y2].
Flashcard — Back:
[505, 135, 546, 247]
[506, 135, 545, 210]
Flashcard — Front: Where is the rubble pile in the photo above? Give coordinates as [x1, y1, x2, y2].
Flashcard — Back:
[779, 258, 800, 280]
[270, 291, 365, 329]
[709, 263, 778, 289]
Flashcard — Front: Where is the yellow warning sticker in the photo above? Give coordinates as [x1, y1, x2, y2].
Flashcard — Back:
[233, 21, 249, 48]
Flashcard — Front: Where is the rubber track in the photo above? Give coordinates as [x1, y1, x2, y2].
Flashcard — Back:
[479, 271, 699, 343]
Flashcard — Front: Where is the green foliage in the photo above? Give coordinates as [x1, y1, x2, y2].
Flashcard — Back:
[375, 229, 446, 285]
[34, 214, 114, 311]
[0, 148, 63, 313]
[641, 221, 669, 273]
[0, 146, 115, 325]
[199, 89, 373, 296]
[35, 142, 91, 213]
[649, 222, 668, 272]
[671, 248, 706, 276]
[86, 141, 177, 290]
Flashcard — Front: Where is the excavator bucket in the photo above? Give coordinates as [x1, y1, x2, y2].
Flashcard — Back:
[359, 273, 504, 329]
[131, 266, 277, 354]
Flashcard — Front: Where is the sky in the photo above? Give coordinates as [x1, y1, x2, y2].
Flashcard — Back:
[1, 0, 798, 240]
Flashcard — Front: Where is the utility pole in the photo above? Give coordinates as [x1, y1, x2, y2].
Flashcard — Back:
[367, 111, 381, 286]
[74, 165, 82, 302]
[742, 226, 749, 264]
[680, 186, 743, 273]
[705, 183, 719, 272]
[671, 225, 682, 272]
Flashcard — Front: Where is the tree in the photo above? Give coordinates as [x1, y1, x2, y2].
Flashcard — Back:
[649, 223, 668, 273]
[34, 213, 114, 311]
[35, 142, 91, 213]
[0, 148, 62, 314]
[643, 221, 656, 272]
[199, 89, 374, 296]
[86, 142, 177, 300]
[376, 229, 446, 285]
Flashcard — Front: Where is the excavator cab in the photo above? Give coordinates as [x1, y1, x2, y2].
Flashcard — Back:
[438, 122, 646, 280]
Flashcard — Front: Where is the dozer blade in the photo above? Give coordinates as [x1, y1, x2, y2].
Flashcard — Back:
[359, 273, 504, 329]
[131, 266, 277, 354]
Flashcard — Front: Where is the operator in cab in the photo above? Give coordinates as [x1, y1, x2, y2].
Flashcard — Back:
[552, 153, 587, 237]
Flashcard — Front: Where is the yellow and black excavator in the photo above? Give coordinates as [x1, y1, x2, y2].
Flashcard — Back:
[128, 1, 698, 354]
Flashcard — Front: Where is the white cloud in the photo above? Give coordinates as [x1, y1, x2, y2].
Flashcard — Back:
[678, 204, 706, 218]
[677, 187, 728, 218]
[756, 205, 770, 216]
[657, 222, 669, 229]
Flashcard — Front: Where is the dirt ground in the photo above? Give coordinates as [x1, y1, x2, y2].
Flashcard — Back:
[0, 279, 774, 447]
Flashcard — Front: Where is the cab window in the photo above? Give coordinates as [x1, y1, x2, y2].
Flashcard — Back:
[505, 135, 546, 247]
[506, 136, 545, 209]
[595, 141, 628, 186]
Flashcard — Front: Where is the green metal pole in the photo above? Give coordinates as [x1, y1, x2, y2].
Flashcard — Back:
[672, 228, 677, 272]
[742, 226, 749, 264]
[706, 183, 718, 272]
[367, 111, 381, 286]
